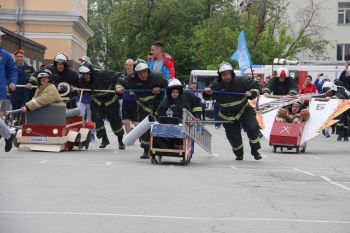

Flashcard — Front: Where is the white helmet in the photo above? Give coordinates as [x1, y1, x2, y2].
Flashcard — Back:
[79, 55, 91, 64]
[277, 67, 289, 78]
[168, 78, 182, 87]
[78, 65, 91, 74]
[135, 62, 149, 72]
[322, 81, 337, 93]
[54, 53, 68, 63]
[218, 62, 233, 73]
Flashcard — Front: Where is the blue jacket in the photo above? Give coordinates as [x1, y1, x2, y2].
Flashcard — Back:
[314, 79, 324, 94]
[148, 53, 175, 81]
[0, 48, 17, 99]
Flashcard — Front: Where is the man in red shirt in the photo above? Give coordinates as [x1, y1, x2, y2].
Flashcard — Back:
[300, 75, 317, 94]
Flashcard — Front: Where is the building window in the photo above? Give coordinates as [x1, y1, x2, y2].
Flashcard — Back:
[338, 2, 350, 24]
[337, 44, 350, 61]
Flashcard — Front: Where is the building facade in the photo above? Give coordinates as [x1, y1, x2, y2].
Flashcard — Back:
[0, 26, 46, 71]
[237, 0, 350, 62]
[285, 0, 350, 62]
[0, 0, 93, 68]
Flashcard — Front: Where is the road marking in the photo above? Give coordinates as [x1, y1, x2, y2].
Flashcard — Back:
[260, 154, 269, 158]
[320, 176, 350, 191]
[229, 165, 238, 170]
[212, 153, 219, 157]
[40, 160, 48, 164]
[313, 156, 322, 159]
[293, 168, 316, 176]
[105, 162, 112, 166]
[0, 210, 349, 224]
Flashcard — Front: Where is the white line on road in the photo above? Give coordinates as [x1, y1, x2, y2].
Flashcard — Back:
[0, 210, 349, 224]
[105, 162, 112, 166]
[40, 160, 48, 164]
[320, 176, 350, 191]
[212, 153, 219, 157]
[229, 165, 238, 170]
[293, 168, 316, 176]
[260, 154, 269, 159]
[313, 156, 322, 159]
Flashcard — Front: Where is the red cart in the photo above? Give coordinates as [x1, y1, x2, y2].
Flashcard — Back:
[269, 121, 307, 153]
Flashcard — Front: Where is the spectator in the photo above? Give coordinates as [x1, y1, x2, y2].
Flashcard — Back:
[10, 49, 33, 109]
[0, 30, 17, 111]
[339, 61, 350, 91]
[121, 59, 138, 134]
[314, 73, 328, 94]
[148, 41, 175, 80]
[300, 75, 317, 94]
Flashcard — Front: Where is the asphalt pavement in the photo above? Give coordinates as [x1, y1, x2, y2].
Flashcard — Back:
[0, 125, 349, 233]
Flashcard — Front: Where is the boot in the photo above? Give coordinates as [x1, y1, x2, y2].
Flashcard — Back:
[251, 149, 262, 160]
[235, 155, 243, 161]
[99, 136, 110, 148]
[140, 148, 149, 159]
[337, 135, 342, 141]
[118, 136, 125, 150]
[5, 134, 14, 152]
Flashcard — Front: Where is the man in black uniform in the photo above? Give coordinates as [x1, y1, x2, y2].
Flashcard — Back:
[78, 63, 125, 149]
[263, 67, 298, 96]
[203, 62, 262, 160]
[157, 78, 202, 119]
[322, 81, 350, 141]
[27, 52, 79, 109]
[116, 59, 168, 158]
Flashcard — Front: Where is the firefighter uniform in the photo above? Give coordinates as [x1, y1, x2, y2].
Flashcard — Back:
[118, 61, 167, 158]
[157, 79, 202, 119]
[78, 64, 125, 149]
[263, 67, 298, 95]
[28, 53, 79, 109]
[322, 82, 349, 141]
[203, 62, 261, 160]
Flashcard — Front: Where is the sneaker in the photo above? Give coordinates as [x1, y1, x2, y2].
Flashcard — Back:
[5, 134, 14, 152]
[325, 133, 330, 138]
[337, 135, 342, 141]
[215, 126, 219, 129]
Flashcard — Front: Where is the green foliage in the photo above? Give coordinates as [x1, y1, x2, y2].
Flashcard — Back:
[87, 0, 328, 75]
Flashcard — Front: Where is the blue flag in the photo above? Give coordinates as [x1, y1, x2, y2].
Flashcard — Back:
[231, 30, 252, 75]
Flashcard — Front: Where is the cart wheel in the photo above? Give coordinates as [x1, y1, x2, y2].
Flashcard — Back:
[273, 146, 277, 153]
[301, 144, 307, 153]
[151, 156, 158, 164]
[13, 136, 20, 148]
[84, 131, 91, 150]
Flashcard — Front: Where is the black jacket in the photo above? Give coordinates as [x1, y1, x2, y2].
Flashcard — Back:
[263, 76, 298, 95]
[118, 71, 168, 115]
[157, 92, 202, 119]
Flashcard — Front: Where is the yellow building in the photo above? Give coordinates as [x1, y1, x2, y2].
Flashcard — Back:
[0, 0, 93, 68]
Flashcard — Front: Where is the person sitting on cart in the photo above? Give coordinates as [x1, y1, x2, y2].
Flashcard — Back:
[275, 101, 310, 124]
[157, 78, 202, 120]
[21, 69, 63, 112]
